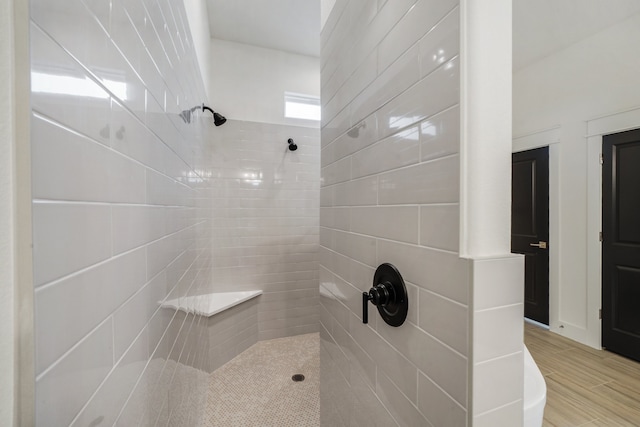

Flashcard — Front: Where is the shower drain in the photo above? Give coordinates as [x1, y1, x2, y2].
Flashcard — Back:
[291, 374, 305, 382]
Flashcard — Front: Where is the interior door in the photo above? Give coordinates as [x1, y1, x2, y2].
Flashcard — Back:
[512, 147, 550, 325]
[602, 128, 640, 361]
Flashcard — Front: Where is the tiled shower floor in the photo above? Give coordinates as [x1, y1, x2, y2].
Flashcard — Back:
[199, 333, 320, 427]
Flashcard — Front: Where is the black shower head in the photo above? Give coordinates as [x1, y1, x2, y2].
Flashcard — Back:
[213, 112, 227, 126]
[202, 105, 227, 126]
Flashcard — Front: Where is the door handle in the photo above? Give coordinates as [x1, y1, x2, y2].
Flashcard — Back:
[530, 241, 547, 249]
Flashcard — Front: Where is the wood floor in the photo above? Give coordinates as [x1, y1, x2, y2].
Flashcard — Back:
[525, 322, 640, 426]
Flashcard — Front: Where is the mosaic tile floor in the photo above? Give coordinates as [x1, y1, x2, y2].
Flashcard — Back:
[199, 333, 320, 427]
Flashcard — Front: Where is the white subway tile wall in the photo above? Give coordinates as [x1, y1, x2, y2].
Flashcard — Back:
[31, 0, 213, 425]
[201, 120, 320, 341]
[320, 1, 468, 426]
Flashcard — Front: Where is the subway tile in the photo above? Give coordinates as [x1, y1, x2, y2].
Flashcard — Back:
[406, 282, 419, 325]
[473, 399, 523, 427]
[418, 288, 468, 356]
[320, 339, 352, 426]
[378, 57, 459, 140]
[337, 114, 380, 161]
[146, 233, 182, 279]
[351, 46, 420, 123]
[322, 184, 342, 209]
[376, 371, 429, 427]
[30, 24, 112, 147]
[333, 230, 377, 267]
[420, 204, 459, 251]
[377, 319, 467, 407]
[348, 260, 376, 293]
[258, 323, 319, 341]
[378, 0, 457, 72]
[30, 0, 217, 423]
[334, 175, 378, 207]
[358, 324, 418, 403]
[354, 0, 418, 73]
[70, 329, 149, 427]
[377, 239, 469, 304]
[111, 205, 167, 254]
[351, 206, 419, 244]
[346, 334, 377, 391]
[321, 207, 351, 231]
[418, 7, 460, 78]
[473, 352, 523, 415]
[473, 304, 524, 363]
[418, 371, 467, 427]
[328, 320, 352, 384]
[350, 368, 398, 426]
[322, 156, 352, 186]
[36, 320, 113, 427]
[113, 271, 168, 361]
[333, 50, 378, 118]
[35, 248, 146, 374]
[420, 105, 460, 161]
[322, 104, 351, 147]
[473, 255, 525, 311]
[32, 202, 112, 286]
[110, 100, 168, 173]
[352, 126, 420, 178]
[30, 112, 143, 202]
[378, 155, 459, 205]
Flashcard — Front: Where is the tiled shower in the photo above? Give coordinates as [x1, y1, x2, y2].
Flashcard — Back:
[30, 0, 323, 423]
[28, 0, 523, 426]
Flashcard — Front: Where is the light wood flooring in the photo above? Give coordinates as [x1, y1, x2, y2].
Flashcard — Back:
[525, 322, 640, 426]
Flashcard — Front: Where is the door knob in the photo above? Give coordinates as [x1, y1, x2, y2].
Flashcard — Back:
[362, 263, 408, 327]
[529, 241, 547, 249]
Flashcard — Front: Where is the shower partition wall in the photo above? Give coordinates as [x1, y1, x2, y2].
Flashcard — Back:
[319, 1, 522, 426]
[29, 0, 214, 425]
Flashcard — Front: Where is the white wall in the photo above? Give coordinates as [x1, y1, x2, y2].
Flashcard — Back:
[183, 0, 212, 101]
[513, 11, 640, 347]
[0, 0, 16, 423]
[209, 39, 320, 127]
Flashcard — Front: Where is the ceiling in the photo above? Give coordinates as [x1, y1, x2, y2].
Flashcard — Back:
[206, 0, 320, 57]
[513, 0, 640, 70]
[205, 0, 640, 68]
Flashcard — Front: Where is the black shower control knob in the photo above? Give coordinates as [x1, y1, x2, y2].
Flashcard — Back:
[362, 263, 408, 327]
[369, 282, 395, 307]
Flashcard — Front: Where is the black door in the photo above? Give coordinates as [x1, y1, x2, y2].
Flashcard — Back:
[602, 128, 640, 361]
[512, 147, 549, 325]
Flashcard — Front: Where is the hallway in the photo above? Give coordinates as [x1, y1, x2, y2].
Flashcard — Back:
[525, 322, 640, 426]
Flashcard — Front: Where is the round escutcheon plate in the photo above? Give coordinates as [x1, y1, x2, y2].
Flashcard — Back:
[372, 263, 408, 327]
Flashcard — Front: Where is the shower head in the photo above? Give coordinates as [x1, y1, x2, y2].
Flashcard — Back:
[179, 105, 200, 124]
[287, 138, 297, 151]
[202, 105, 227, 126]
[179, 110, 192, 124]
[213, 112, 227, 126]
